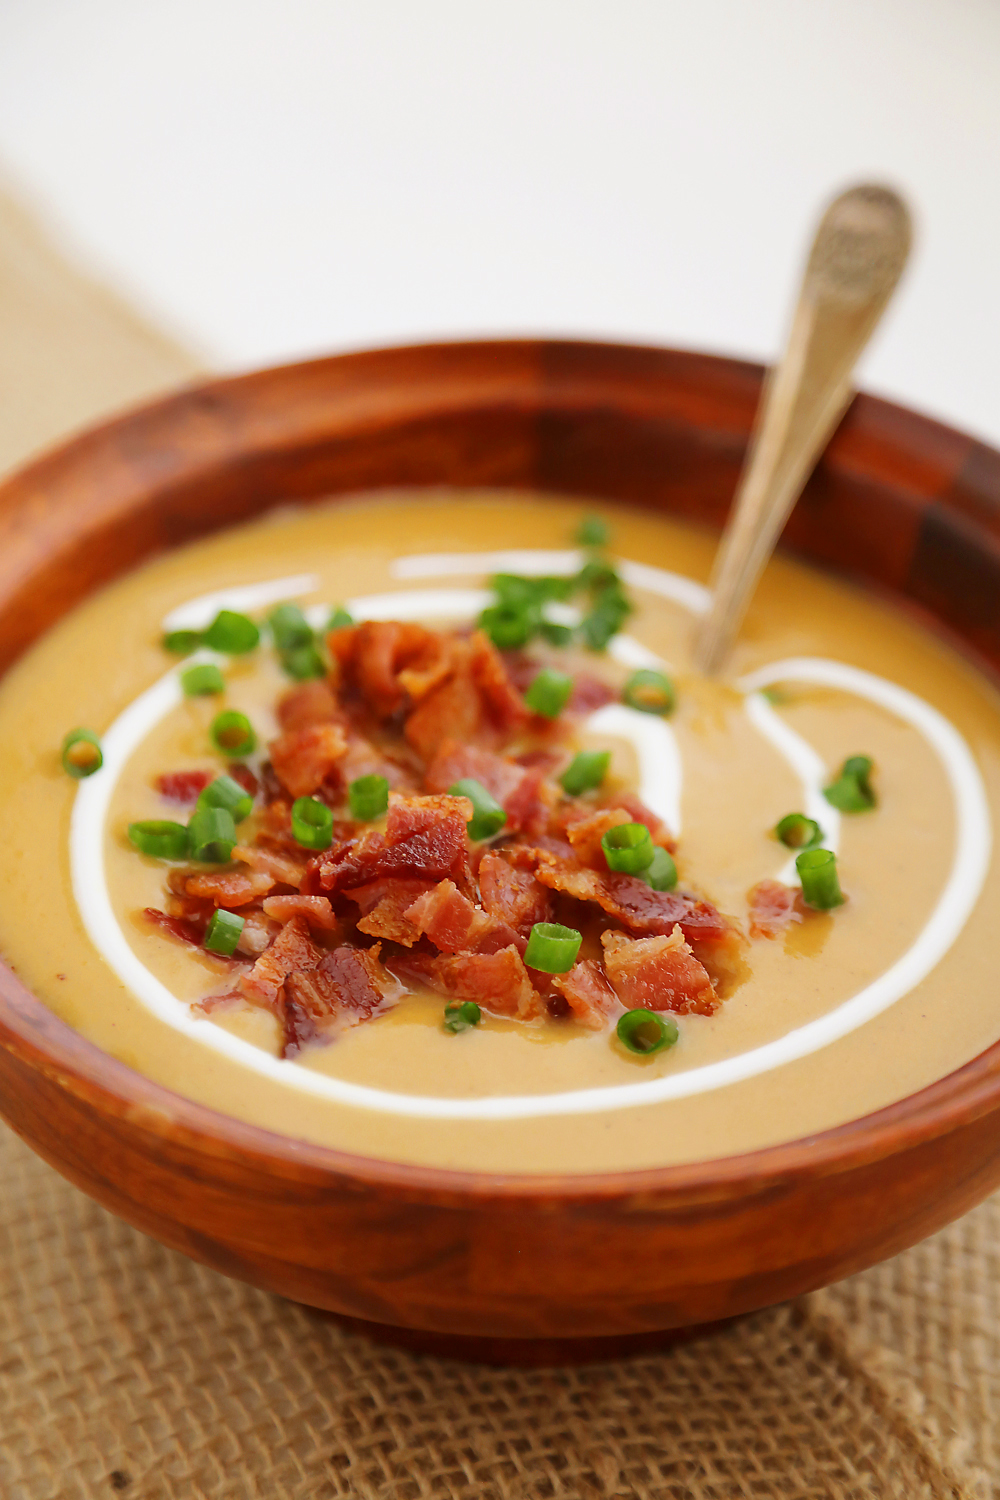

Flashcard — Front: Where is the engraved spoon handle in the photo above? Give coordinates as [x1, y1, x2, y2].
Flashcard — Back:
[693, 184, 912, 676]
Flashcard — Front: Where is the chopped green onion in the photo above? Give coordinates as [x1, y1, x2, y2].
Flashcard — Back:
[348, 774, 389, 821]
[559, 749, 611, 796]
[181, 663, 225, 697]
[210, 710, 256, 758]
[291, 795, 334, 851]
[639, 845, 678, 891]
[197, 774, 253, 823]
[280, 644, 327, 680]
[204, 908, 245, 957]
[162, 629, 203, 654]
[823, 754, 876, 812]
[204, 610, 260, 654]
[187, 806, 237, 863]
[616, 1009, 679, 1056]
[576, 514, 610, 548]
[127, 820, 190, 859]
[539, 621, 574, 648]
[478, 603, 537, 650]
[327, 606, 354, 632]
[61, 727, 103, 778]
[443, 1000, 481, 1034]
[796, 847, 845, 909]
[525, 667, 574, 718]
[524, 921, 583, 974]
[774, 813, 823, 849]
[493, 573, 572, 607]
[576, 559, 619, 592]
[268, 602, 313, 650]
[601, 822, 655, 874]
[622, 669, 675, 716]
[449, 778, 507, 841]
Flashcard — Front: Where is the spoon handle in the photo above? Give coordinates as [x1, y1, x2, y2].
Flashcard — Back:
[693, 184, 912, 676]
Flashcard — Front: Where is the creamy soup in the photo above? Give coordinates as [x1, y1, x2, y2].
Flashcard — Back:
[0, 490, 998, 1175]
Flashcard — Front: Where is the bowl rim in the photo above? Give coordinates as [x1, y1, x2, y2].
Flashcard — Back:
[2, 334, 1000, 1206]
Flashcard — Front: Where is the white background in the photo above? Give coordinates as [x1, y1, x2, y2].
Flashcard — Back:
[0, 0, 998, 441]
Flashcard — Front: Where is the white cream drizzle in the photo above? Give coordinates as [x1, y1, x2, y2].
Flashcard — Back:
[68, 555, 992, 1121]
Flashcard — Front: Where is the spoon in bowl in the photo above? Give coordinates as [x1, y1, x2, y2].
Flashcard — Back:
[693, 183, 913, 676]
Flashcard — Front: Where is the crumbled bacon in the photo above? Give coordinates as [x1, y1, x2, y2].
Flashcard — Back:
[468, 631, 528, 735]
[402, 945, 542, 1020]
[282, 943, 398, 1055]
[424, 740, 551, 835]
[143, 907, 243, 965]
[155, 769, 213, 803]
[608, 792, 675, 850]
[184, 869, 275, 907]
[551, 960, 620, 1030]
[310, 793, 475, 898]
[269, 722, 347, 798]
[262, 894, 341, 930]
[233, 842, 306, 889]
[478, 850, 553, 935]
[331, 621, 454, 717]
[404, 880, 520, 955]
[276, 679, 340, 731]
[346, 877, 431, 945]
[567, 674, 616, 714]
[601, 926, 718, 1016]
[748, 880, 803, 939]
[237, 911, 280, 955]
[239, 916, 325, 1007]
[565, 806, 633, 869]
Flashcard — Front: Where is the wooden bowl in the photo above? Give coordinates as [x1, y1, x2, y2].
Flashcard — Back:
[2, 339, 1000, 1365]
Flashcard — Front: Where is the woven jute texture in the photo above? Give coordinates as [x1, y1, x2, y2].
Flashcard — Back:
[0, 183, 997, 1500]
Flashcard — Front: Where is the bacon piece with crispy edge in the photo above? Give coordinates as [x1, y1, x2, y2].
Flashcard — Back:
[233, 842, 305, 889]
[310, 792, 475, 897]
[239, 916, 325, 1007]
[604, 792, 674, 850]
[601, 927, 719, 1016]
[276, 679, 340, 732]
[404, 644, 481, 760]
[403, 880, 520, 955]
[551, 960, 620, 1030]
[282, 943, 399, 1055]
[337, 734, 416, 793]
[479, 850, 553, 935]
[566, 806, 633, 869]
[423, 741, 551, 834]
[332, 621, 452, 717]
[748, 879, 804, 939]
[155, 769, 213, 803]
[184, 869, 275, 907]
[346, 878, 431, 945]
[237, 911, 280, 955]
[468, 630, 528, 734]
[269, 722, 347, 798]
[262, 893, 341, 930]
[399, 944, 543, 1020]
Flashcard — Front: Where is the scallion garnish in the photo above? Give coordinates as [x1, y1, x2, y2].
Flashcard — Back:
[127, 820, 190, 859]
[181, 663, 225, 697]
[268, 602, 313, 651]
[280, 644, 327, 680]
[478, 603, 537, 650]
[601, 822, 655, 874]
[539, 621, 574, 648]
[525, 667, 573, 718]
[327, 606, 354, 632]
[823, 755, 876, 812]
[523, 922, 583, 974]
[448, 778, 507, 841]
[622, 669, 675, 716]
[210, 710, 256, 758]
[203, 610, 260, 654]
[576, 514, 610, 548]
[291, 795, 334, 850]
[443, 1000, 481, 1033]
[774, 813, 823, 849]
[796, 847, 845, 909]
[204, 908, 245, 956]
[348, 774, 389, 821]
[187, 806, 237, 863]
[162, 629, 203, 654]
[559, 749, 611, 796]
[197, 774, 253, 823]
[61, 727, 103, 779]
[639, 845, 678, 891]
[616, 1009, 679, 1056]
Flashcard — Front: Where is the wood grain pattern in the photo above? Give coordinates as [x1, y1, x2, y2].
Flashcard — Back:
[0, 338, 998, 1360]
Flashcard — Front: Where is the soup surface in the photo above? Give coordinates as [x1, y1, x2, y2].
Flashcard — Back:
[0, 490, 998, 1174]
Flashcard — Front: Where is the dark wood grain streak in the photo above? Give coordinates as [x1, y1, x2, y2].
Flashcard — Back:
[0, 338, 998, 1360]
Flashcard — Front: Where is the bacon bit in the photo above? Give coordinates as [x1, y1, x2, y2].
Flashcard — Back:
[601, 926, 718, 1016]
[184, 869, 275, 907]
[338, 734, 416, 792]
[478, 850, 553, 935]
[605, 792, 675, 850]
[748, 879, 804, 939]
[233, 843, 305, 889]
[332, 621, 452, 717]
[155, 769, 213, 803]
[269, 722, 348, 798]
[567, 675, 616, 714]
[282, 943, 399, 1054]
[239, 916, 325, 1007]
[566, 806, 633, 869]
[262, 893, 341, 930]
[258, 761, 285, 804]
[424, 740, 551, 834]
[403, 880, 520, 956]
[404, 644, 482, 760]
[311, 793, 475, 897]
[346, 878, 431, 945]
[468, 630, 528, 735]
[405, 944, 543, 1020]
[551, 960, 620, 1030]
[277, 679, 339, 731]
[143, 907, 244, 965]
[237, 911, 280, 955]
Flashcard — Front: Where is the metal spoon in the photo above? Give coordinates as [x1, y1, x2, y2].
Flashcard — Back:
[693, 183, 912, 676]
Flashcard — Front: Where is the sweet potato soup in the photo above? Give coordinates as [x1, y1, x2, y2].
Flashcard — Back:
[0, 491, 997, 1175]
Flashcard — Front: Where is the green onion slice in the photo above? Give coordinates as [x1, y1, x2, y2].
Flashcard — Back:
[639, 845, 678, 891]
[448, 778, 507, 841]
[559, 749, 611, 796]
[478, 603, 536, 650]
[162, 629, 203, 654]
[291, 795, 334, 851]
[796, 847, 846, 909]
[61, 727, 103, 779]
[443, 1000, 481, 1034]
[539, 621, 574, 648]
[204, 908, 245, 956]
[601, 821, 655, 874]
[616, 1009, 679, 1056]
[348, 774, 389, 821]
[523, 921, 583, 974]
[127, 820, 190, 859]
[197, 774, 253, 823]
[203, 610, 260, 654]
[268, 602, 313, 650]
[576, 514, 610, 548]
[327, 606, 354, 632]
[774, 812, 823, 849]
[181, 663, 225, 697]
[187, 806, 237, 863]
[622, 669, 675, 716]
[280, 644, 327, 680]
[525, 667, 574, 718]
[210, 710, 256, 758]
[823, 754, 876, 812]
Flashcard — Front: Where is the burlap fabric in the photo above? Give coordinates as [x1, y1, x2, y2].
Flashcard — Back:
[0, 185, 996, 1500]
